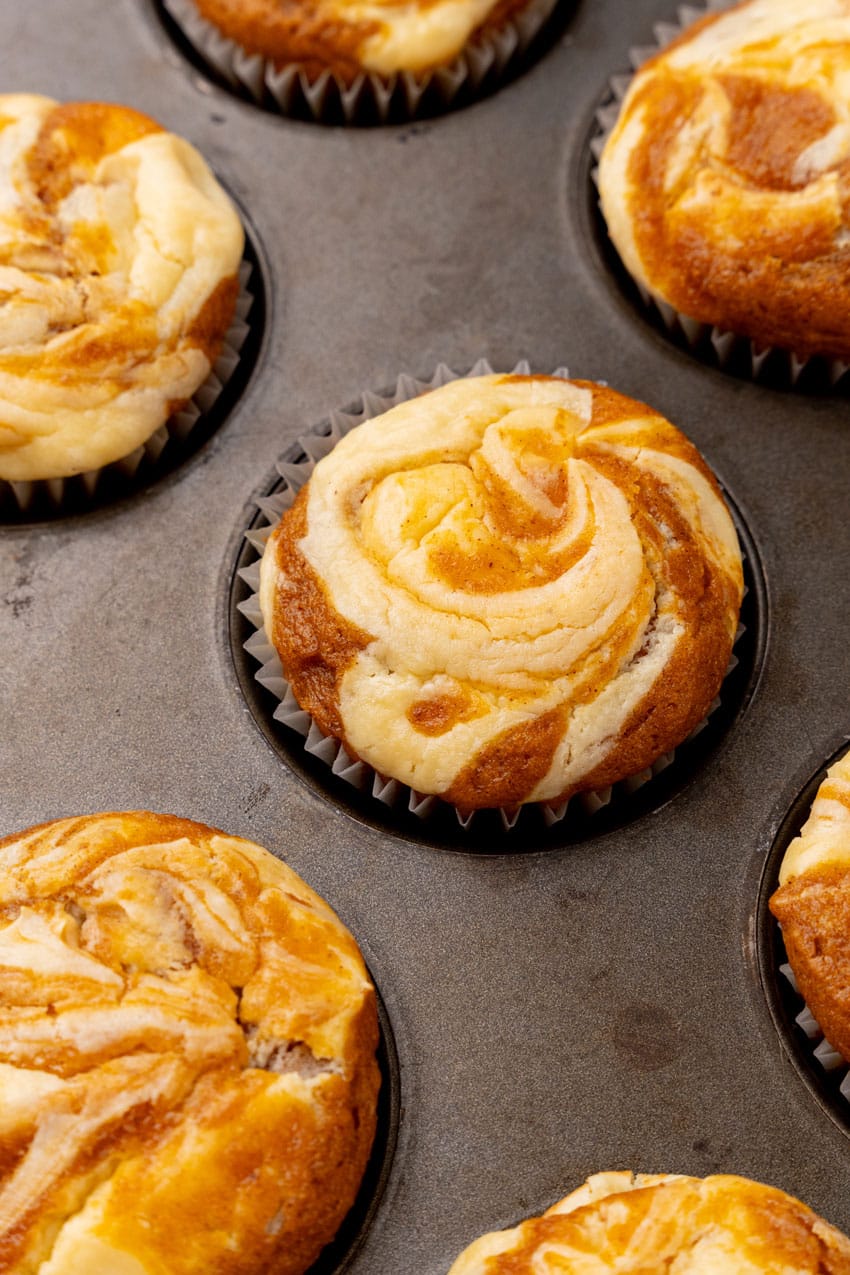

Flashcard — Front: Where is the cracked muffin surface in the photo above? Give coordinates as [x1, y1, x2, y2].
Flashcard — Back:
[0, 94, 243, 483]
[0, 810, 379, 1275]
[447, 1171, 850, 1273]
[259, 374, 743, 811]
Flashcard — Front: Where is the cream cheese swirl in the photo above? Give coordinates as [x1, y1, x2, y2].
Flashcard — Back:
[0, 95, 243, 482]
[447, 1172, 850, 1273]
[260, 375, 743, 809]
[0, 812, 379, 1275]
[599, 0, 850, 360]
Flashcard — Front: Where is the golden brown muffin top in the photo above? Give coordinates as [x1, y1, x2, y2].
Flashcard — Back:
[259, 374, 743, 811]
[448, 1171, 850, 1273]
[0, 95, 243, 482]
[598, 0, 850, 360]
[0, 811, 379, 1275]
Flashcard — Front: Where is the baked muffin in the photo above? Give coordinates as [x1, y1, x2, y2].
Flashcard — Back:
[447, 1171, 850, 1272]
[597, 0, 850, 363]
[0, 95, 243, 485]
[183, 0, 541, 82]
[770, 747, 850, 1062]
[0, 811, 380, 1275]
[259, 374, 744, 812]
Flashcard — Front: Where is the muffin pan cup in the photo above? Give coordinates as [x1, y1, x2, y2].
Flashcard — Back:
[232, 358, 762, 846]
[6, 0, 850, 1271]
[159, 0, 561, 123]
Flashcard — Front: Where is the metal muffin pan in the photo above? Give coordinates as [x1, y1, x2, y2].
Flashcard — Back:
[3, 0, 850, 1270]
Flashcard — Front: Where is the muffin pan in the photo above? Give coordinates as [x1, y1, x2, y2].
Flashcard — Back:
[4, 0, 850, 1271]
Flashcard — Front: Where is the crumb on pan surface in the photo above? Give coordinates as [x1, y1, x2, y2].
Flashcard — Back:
[771, 747, 850, 1065]
[259, 374, 744, 811]
[0, 94, 243, 483]
[447, 1170, 850, 1272]
[0, 811, 379, 1275]
[597, 0, 850, 361]
[191, 0, 534, 79]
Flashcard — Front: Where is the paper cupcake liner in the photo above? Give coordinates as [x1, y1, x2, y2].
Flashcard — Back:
[589, 2, 850, 390]
[0, 259, 256, 521]
[778, 960, 850, 1106]
[161, 0, 558, 124]
[235, 358, 746, 833]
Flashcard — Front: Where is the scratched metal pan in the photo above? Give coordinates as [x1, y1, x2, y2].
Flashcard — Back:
[3, 0, 850, 1272]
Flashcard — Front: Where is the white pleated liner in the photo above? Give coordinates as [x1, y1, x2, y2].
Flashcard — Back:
[589, 1, 850, 389]
[237, 359, 743, 833]
[779, 962, 850, 1103]
[163, 0, 557, 123]
[2, 260, 255, 516]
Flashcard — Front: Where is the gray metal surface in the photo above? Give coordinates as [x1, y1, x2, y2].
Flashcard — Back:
[2, 1, 850, 1271]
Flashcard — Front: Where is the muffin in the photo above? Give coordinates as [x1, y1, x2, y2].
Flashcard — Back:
[770, 747, 850, 1063]
[0, 811, 380, 1275]
[447, 1171, 850, 1273]
[0, 95, 244, 486]
[258, 373, 744, 812]
[597, 0, 850, 365]
[164, 0, 557, 120]
[193, 0, 536, 80]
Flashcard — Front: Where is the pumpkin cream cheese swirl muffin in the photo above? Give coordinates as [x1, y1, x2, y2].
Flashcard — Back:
[598, 0, 850, 363]
[259, 374, 744, 811]
[188, 0, 534, 81]
[771, 747, 850, 1062]
[0, 811, 380, 1275]
[447, 1171, 850, 1273]
[0, 95, 243, 484]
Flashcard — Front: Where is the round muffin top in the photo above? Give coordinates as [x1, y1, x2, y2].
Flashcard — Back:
[259, 374, 743, 811]
[448, 1171, 850, 1273]
[0, 811, 379, 1275]
[598, 0, 850, 362]
[771, 746, 850, 1062]
[191, 0, 531, 79]
[0, 95, 243, 484]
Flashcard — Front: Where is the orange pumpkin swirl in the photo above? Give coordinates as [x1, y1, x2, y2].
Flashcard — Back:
[0, 812, 379, 1275]
[770, 747, 850, 1063]
[259, 375, 743, 811]
[447, 1172, 850, 1273]
[598, 0, 850, 361]
[0, 95, 243, 483]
